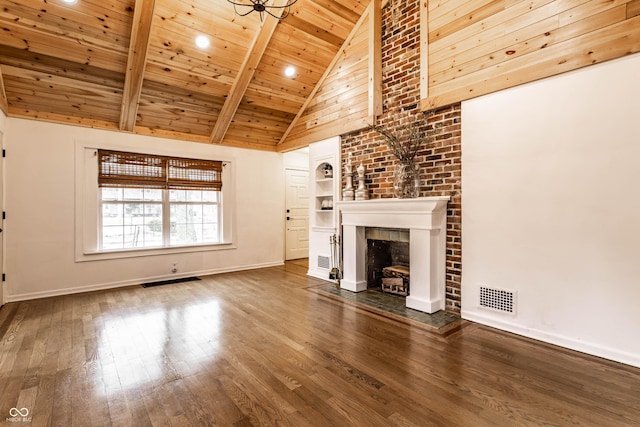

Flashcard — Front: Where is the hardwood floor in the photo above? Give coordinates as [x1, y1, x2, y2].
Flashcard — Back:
[1, 261, 639, 426]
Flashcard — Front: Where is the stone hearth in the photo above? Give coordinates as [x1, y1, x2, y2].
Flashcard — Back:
[335, 197, 449, 313]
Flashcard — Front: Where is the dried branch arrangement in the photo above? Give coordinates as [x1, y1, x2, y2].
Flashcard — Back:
[371, 123, 429, 162]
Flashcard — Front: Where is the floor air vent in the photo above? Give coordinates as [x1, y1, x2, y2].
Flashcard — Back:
[317, 255, 330, 270]
[480, 286, 516, 314]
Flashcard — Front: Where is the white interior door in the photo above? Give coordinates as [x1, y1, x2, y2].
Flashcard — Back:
[285, 168, 309, 260]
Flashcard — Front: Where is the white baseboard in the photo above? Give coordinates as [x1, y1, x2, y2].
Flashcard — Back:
[307, 268, 334, 283]
[7, 261, 284, 303]
[462, 309, 640, 369]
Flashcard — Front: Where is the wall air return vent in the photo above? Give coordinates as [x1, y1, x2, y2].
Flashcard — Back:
[480, 286, 516, 315]
[317, 255, 330, 270]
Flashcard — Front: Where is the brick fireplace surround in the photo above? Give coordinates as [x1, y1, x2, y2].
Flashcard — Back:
[340, 0, 462, 313]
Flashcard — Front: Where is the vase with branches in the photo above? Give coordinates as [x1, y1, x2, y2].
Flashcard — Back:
[372, 122, 430, 198]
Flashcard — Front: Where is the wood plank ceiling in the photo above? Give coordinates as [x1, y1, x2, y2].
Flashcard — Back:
[0, 0, 367, 151]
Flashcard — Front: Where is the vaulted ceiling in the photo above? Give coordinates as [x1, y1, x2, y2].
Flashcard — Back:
[0, 0, 368, 151]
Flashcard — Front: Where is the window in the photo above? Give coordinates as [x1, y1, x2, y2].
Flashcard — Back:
[97, 150, 223, 251]
[101, 188, 164, 249]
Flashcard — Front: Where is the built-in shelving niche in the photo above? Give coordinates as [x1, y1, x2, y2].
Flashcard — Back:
[314, 161, 335, 229]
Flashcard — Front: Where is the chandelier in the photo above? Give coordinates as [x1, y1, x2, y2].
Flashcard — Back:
[227, 0, 298, 21]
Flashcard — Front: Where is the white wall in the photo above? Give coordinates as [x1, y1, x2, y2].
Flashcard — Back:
[5, 118, 285, 300]
[283, 147, 309, 170]
[461, 53, 640, 368]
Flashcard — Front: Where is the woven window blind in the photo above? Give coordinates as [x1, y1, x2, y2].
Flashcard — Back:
[98, 150, 223, 191]
[168, 157, 223, 190]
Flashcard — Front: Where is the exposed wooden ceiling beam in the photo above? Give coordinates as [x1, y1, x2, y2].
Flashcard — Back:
[209, 1, 290, 144]
[0, 67, 8, 115]
[119, 0, 156, 132]
[276, 1, 374, 146]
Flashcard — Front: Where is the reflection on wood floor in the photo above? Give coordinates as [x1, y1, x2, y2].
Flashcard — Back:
[1, 260, 639, 426]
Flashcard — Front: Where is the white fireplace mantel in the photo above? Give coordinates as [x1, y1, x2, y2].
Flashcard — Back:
[335, 197, 450, 313]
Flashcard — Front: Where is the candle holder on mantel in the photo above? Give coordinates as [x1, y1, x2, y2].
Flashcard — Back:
[342, 154, 355, 201]
[355, 163, 369, 200]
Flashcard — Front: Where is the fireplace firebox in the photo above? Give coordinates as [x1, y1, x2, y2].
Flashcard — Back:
[366, 227, 410, 295]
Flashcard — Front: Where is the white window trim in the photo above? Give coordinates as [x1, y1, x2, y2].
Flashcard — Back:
[75, 140, 236, 262]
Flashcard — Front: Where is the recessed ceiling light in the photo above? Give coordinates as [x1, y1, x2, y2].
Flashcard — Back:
[284, 66, 296, 78]
[61, 0, 78, 4]
[195, 35, 210, 49]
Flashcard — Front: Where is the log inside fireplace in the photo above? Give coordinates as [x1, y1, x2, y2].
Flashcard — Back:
[382, 265, 410, 296]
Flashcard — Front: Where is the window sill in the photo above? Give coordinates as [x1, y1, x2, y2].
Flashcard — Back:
[76, 241, 236, 262]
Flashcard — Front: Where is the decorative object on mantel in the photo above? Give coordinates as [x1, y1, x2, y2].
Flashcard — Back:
[342, 153, 355, 201]
[355, 163, 370, 200]
[227, 0, 298, 21]
[372, 123, 429, 198]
